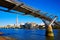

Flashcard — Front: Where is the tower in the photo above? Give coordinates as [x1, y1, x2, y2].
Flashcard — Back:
[16, 14, 18, 27]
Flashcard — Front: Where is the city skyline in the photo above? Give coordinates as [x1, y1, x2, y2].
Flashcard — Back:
[0, 0, 60, 26]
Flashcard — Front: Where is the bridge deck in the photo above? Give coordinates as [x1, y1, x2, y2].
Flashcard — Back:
[0, 0, 59, 26]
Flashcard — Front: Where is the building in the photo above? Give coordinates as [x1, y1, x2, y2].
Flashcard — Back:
[30, 22, 37, 29]
[25, 22, 31, 29]
[24, 22, 38, 29]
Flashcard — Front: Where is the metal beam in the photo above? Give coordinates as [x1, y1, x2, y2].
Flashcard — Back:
[0, 0, 60, 26]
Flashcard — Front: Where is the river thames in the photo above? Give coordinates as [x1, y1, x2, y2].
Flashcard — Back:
[0, 29, 60, 40]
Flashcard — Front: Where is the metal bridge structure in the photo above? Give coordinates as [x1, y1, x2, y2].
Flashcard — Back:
[0, 0, 60, 26]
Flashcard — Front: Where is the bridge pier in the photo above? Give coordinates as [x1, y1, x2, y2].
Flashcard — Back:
[45, 25, 54, 37]
[42, 16, 57, 37]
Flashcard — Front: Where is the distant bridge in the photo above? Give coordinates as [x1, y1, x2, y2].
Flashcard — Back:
[0, 0, 60, 26]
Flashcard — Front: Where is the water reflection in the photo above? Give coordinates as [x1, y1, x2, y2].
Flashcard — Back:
[46, 36, 54, 40]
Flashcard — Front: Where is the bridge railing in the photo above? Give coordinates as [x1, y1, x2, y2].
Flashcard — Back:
[6, 0, 23, 6]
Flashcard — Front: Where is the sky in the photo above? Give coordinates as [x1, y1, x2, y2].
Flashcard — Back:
[0, 0, 60, 26]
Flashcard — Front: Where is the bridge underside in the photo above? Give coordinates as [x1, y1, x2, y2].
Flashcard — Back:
[0, 0, 60, 26]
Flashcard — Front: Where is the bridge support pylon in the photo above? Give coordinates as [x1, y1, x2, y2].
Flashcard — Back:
[42, 16, 57, 37]
[46, 24, 54, 37]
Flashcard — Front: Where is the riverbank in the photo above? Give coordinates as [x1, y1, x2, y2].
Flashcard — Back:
[0, 36, 16, 40]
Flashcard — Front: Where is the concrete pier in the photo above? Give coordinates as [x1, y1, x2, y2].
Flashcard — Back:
[42, 16, 57, 37]
[45, 16, 57, 37]
[46, 25, 54, 37]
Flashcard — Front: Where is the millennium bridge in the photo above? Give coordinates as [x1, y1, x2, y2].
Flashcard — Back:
[0, 0, 60, 37]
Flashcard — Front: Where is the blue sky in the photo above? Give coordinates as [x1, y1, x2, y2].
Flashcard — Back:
[0, 0, 60, 26]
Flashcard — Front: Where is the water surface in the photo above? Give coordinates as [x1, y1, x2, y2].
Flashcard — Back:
[0, 29, 60, 40]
